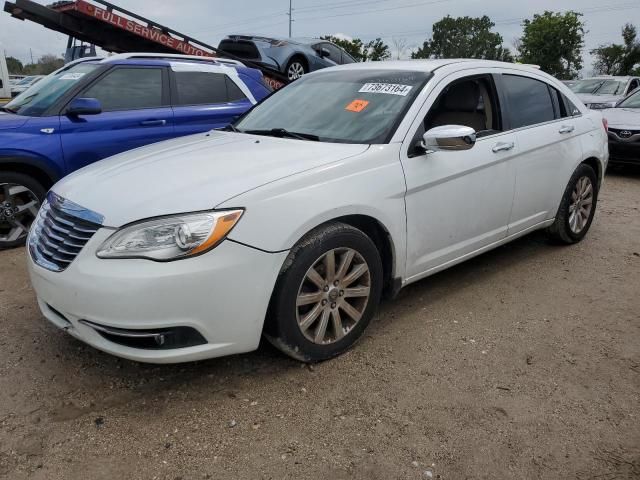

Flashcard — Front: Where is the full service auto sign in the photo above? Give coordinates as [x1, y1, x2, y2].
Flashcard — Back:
[72, 0, 211, 57]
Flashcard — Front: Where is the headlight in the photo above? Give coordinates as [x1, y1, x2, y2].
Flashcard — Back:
[96, 210, 243, 261]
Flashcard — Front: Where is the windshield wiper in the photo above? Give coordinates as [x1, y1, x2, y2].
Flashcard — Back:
[243, 128, 319, 141]
[0, 106, 16, 114]
[221, 124, 240, 132]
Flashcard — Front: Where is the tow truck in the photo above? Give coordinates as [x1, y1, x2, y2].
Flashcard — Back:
[3, 0, 288, 89]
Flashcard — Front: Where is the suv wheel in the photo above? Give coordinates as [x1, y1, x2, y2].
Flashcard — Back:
[0, 173, 45, 249]
[265, 222, 383, 362]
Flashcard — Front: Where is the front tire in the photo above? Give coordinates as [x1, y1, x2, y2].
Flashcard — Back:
[265, 222, 383, 362]
[0, 172, 45, 249]
[285, 58, 308, 81]
[547, 163, 598, 244]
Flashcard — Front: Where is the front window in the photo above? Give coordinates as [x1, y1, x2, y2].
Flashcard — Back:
[235, 69, 430, 144]
[617, 90, 640, 108]
[4, 63, 100, 117]
[570, 79, 627, 96]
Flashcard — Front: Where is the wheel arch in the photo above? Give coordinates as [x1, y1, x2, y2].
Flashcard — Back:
[0, 157, 60, 192]
[285, 53, 309, 72]
[580, 157, 603, 187]
[277, 214, 399, 299]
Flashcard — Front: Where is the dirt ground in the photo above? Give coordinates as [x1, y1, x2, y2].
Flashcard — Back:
[1, 171, 639, 480]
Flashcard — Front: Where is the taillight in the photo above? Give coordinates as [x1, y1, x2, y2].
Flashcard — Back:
[602, 118, 608, 132]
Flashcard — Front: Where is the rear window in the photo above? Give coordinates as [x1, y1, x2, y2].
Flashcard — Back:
[502, 75, 555, 129]
[173, 71, 247, 105]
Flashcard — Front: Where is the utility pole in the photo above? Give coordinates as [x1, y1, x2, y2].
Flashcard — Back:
[29, 48, 34, 64]
[288, 0, 292, 38]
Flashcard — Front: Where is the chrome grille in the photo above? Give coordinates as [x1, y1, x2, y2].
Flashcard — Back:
[29, 192, 104, 272]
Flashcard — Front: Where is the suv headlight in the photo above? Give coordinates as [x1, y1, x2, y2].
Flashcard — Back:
[97, 210, 243, 261]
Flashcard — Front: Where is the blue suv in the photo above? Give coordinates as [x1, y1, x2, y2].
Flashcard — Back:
[0, 54, 271, 248]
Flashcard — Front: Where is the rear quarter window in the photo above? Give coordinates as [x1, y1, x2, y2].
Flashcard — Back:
[174, 71, 248, 105]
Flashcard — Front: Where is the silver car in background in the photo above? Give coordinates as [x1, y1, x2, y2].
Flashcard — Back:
[218, 35, 357, 81]
[570, 76, 640, 109]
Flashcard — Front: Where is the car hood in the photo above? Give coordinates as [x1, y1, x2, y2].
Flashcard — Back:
[53, 131, 370, 227]
[576, 93, 622, 105]
[0, 111, 29, 130]
[602, 107, 640, 129]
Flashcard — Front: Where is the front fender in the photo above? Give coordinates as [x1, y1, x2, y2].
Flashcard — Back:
[220, 144, 408, 280]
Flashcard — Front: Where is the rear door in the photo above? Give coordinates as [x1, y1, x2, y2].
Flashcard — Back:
[170, 66, 253, 136]
[59, 66, 174, 172]
[498, 73, 585, 233]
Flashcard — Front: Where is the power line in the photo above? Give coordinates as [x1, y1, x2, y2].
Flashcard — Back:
[294, 0, 453, 23]
[341, 2, 640, 40]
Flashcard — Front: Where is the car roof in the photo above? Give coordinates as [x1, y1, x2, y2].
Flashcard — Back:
[325, 59, 545, 75]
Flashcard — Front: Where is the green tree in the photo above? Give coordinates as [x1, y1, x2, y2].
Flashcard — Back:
[364, 38, 391, 61]
[592, 24, 640, 75]
[5, 56, 24, 74]
[23, 54, 64, 75]
[411, 15, 513, 62]
[517, 11, 585, 79]
[320, 36, 390, 62]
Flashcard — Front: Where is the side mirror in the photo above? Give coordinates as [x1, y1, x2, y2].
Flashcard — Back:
[420, 125, 476, 153]
[66, 98, 102, 116]
[319, 47, 331, 58]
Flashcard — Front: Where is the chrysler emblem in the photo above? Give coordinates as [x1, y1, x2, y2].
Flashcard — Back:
[619, 130, 632, 139]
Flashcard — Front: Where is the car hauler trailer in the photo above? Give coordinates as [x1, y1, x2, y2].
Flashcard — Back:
[3, 0, 288, 89]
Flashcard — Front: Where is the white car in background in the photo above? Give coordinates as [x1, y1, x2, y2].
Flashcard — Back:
[571, 75, 640, 109]
[10, 75, 45, 97]
[27, 59, 608, 364]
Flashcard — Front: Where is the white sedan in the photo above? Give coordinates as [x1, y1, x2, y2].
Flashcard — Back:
[27, 59, 608, 363]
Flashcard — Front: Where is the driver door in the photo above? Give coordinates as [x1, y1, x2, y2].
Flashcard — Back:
[401, 70, 518, 280]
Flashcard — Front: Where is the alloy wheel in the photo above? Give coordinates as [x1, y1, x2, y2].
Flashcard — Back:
[568, 176, 593, 234]
[0, 183, 40, 244]
[287, 62, 305, 80]
[296, 248, 371, 345]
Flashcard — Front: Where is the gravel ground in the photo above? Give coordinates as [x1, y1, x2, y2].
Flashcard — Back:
[1, 171, 639, 480]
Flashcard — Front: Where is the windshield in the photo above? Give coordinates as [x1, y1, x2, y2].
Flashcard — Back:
[4, 63, 100, 117]
[571, 79, 627, 95]
[617, 90, 640, 108]
[235, 69, 430, 143]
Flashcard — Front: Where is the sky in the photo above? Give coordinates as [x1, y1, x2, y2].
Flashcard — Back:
[1, 0, 638, 76]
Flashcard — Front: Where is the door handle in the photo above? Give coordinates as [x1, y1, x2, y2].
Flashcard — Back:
[140, 119, 167, 126]
[558, 125, 575, 134]
[492, 142, 515, 153]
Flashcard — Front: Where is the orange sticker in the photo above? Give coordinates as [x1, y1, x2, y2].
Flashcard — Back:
[345, 99, 370, 112]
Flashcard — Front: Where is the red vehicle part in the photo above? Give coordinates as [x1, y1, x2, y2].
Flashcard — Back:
[3, 0, 287, 89]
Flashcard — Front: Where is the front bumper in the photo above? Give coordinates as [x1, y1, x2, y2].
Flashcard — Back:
[27, 228, 288, 363]
[608, 138, 640, 165]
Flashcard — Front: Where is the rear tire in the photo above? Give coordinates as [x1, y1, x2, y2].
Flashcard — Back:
[0, 172, 45, 249]
[547, 163, 598, 244]
[265, 222, 383, 362]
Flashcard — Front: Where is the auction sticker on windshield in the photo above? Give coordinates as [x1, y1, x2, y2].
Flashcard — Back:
[359, 83, 413, 96]
[59, 73, 86, 81]
[345, 99, 370, 112]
